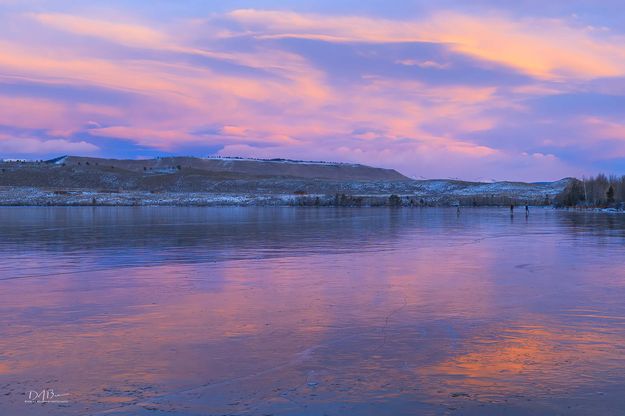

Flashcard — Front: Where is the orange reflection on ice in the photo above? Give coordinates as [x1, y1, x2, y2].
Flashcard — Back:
[420, 320, 625, 401]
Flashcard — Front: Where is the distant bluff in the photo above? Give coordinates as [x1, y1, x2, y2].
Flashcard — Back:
[50, 156, 410, 181]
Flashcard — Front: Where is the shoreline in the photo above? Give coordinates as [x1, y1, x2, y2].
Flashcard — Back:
[0, 187, 556, 207]
[1, 195, 622, 213]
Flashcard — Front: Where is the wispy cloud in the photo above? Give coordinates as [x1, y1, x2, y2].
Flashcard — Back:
[226, 9, 625, 79]
[0, 133, 98, 155]
[30, 13, 168, 48]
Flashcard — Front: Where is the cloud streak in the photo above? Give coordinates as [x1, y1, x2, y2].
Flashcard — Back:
[226, 9, 625, 79]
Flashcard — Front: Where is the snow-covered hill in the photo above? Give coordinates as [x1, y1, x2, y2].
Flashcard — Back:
[0, 156, 572, 206]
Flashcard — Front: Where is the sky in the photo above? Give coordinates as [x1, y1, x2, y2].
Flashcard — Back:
[1, 1, 625, 181]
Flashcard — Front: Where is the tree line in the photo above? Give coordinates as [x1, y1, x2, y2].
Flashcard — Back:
[555, 174, 625, 207]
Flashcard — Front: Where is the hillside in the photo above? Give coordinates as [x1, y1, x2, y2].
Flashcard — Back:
[0, 156, 571, 206]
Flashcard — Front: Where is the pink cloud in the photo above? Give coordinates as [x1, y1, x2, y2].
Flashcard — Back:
[0, 95, 72, 130]
[584, 117, 625, 141]
[0, 7, 618, 179]
[0, 23, 528, 178]
[0, 134, 98, 154]
[227, 9, 625, 79]
[29, 13, 168, 48]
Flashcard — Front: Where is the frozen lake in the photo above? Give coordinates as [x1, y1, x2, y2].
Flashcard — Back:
[1, 207, 625, 415]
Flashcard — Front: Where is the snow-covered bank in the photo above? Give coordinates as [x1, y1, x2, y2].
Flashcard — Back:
[0, 186, 568, 207]
[556, 207, 625, 214]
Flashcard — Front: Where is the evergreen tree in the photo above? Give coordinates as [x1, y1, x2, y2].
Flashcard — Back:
[607, 185, 615, 205]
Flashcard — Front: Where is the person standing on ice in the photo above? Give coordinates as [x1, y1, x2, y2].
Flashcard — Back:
[510, 204, 514, 215]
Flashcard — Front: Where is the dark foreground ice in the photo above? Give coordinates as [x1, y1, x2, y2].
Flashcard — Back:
[1, 207, 625, 415]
